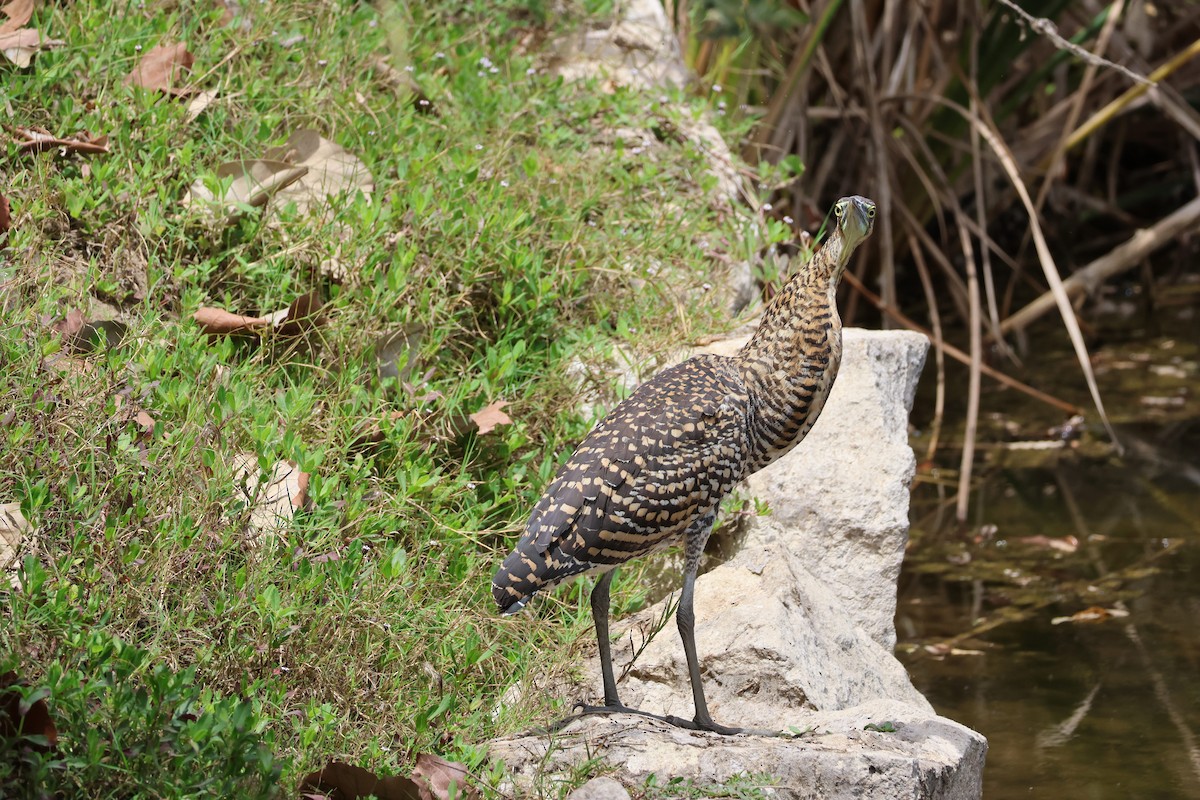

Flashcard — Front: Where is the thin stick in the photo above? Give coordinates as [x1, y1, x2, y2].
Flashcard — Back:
[955, 214, 982, 524]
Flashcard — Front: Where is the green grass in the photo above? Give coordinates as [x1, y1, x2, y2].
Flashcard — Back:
[0, 0, 781, 795]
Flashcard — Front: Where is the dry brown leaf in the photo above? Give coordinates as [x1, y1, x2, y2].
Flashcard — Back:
[12, 126, 108, 156]
[1, 502, 33, 588]
[192, 306, 272, 335]
[0, 0, 34, 35]
[124, 41, 194, 95]
[263, 129, 374, 217]
[184, 129, 371, 223]
[469, 400, 511, 435]
[0, 193, 10, 234]
[193, 291, 323, 337]
[184, 159, 309, 217]
[412, 754, 477, 800]
[0, 28, 64, 67]
[0, 670, 58, 750]
[184, 89, 218, 122]
[299, 760, 423, 800]
[134, 410, 155, 432]
[51, 308, 85, 339]
[231, 453, 309, 544]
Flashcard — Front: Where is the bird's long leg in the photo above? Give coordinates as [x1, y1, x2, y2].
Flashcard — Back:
[662, 519, 780, 737]
[565, 569, 684, 728]
[591, 568, 620, 706]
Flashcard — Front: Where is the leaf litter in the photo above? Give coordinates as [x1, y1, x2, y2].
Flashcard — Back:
[185, 129, 373, 223]
[469, 400, 511, 435]
[300, 753, 477, 800]
[230, 454, 310, 545]
[193, 290, 324, 337]
[1, 502, 34, 588]
[0, 28, 63, 68]
[123, 40, 195, 95]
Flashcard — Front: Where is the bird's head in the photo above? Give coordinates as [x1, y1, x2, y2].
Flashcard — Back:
[832, 195, 876, 259]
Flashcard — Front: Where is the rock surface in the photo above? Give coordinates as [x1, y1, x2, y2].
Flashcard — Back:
[489, 330, 988, 799]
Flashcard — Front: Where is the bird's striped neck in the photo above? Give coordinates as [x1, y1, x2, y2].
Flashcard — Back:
[733, 234, 847, 470]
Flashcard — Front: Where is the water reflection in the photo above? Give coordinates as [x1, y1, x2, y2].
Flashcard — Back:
[899, 425, 1200, 799]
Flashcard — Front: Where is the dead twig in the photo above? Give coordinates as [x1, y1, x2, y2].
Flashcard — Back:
[1000, 194, 1200, 336]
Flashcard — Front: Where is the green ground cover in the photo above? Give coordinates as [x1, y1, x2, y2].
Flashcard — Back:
[0, 0, 782, 795]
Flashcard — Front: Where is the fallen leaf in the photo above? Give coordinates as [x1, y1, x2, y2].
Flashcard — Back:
[469, 400, 511, 435]
[51, 308, 85, 339]
[299, 761, 423, 800]
[184, 129, 371, 223]
[231, 454, 309, 543]
[12, 126, 108, 156]
[1, 502, 33, 588]
[263, 129, 374, 217]
[0, 28, 64, 68]
[124, 41, 194, 95]
[0, 671, 57, 750]
[412, 753, 477, 800]
[0, 192, 9, 233]
[1051, 606, 1130, 625]
[184, 158, 308, 217]
[134, 410, 155, 432]
[184, 89, 218, 122]
[192, 291, 323, 337]
[0, 0, 33, 35]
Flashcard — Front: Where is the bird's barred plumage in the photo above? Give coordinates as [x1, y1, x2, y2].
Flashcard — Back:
[493, 196, 875, 619]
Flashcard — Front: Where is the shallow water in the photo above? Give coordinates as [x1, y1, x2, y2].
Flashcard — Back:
[898, 287, 1200, 798]
[899, 450, 1200, 799]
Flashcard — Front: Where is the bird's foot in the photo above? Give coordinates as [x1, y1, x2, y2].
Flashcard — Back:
[542, 704, 779, 737]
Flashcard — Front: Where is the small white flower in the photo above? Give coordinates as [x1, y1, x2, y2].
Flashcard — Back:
[783, 216, 794, 225]
[434, 51, 445, 59]
[474, 144, 483, 151]
[702, 282, 712, 291]
[479, 56, 493, 68]
[526, 67, 536, 75]
[404, 65, 414, 72]
[477, 70, 485, 77]
[135, 44, 142, 51]
[368, 19, 378, 27]
[489, 66, 499, 74]
[500, 180, 509, 187]
[763, 203, 773, 211]
[712, 84, 722, 92]
[318, 59, 327, 66]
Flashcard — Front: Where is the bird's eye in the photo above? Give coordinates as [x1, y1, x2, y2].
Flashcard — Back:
[866, 205, 876, 219]
[834, 202, 846, 219]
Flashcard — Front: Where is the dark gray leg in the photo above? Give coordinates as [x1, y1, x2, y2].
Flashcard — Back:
[669, 516, 744, 735]
[591, 568, 621, 706]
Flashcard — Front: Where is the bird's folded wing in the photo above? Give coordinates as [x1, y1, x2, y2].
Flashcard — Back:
[523, 356, 748, 562]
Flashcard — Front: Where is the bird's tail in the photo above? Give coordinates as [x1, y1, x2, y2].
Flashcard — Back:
[492, 540, 586, 615]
